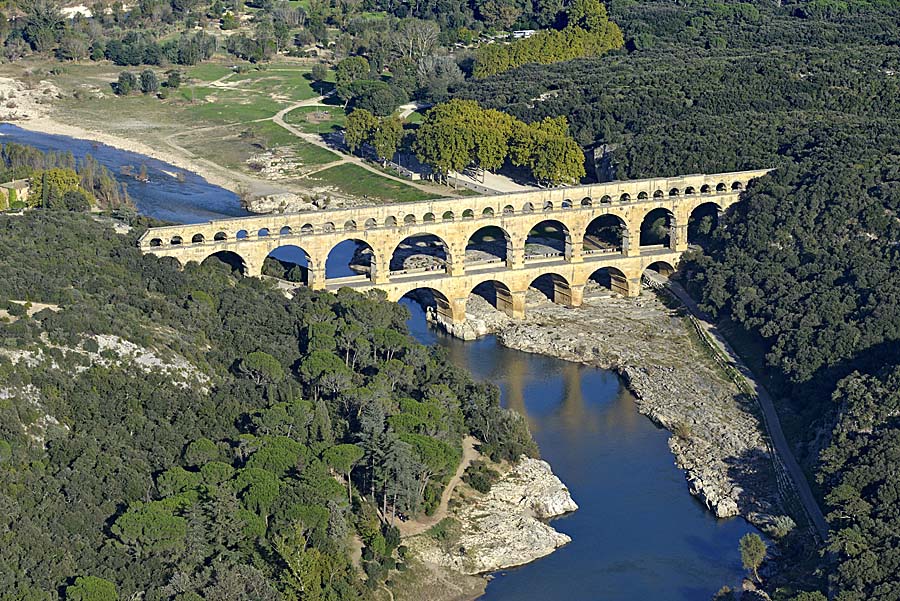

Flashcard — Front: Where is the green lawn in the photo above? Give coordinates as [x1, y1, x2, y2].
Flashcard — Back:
[284, 105, 347, 134]
[186, 63, 235, 82]
[310, 164, 440, 202]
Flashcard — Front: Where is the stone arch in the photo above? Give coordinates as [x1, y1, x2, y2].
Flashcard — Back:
[581, 197, 592, 207]
[482, 207, 495, 217]
[732, 181, 743, 190]
[214, 231, 227, 241]
[399, 287, 456, 324]
[503, 204, 515, 215]
[280, 225, 293, 236]
[529, 273, 573, 306]
[525, 219, 572, 260]
[391, 233, 451, 273]
[442, 211, 455, 221]
[583, 214, 627, 254]
[301, 223, 314, 234]
[236, 229, 249, 239]
[258, 228, 270, 237]
[344, 220, 357, 231]
[637, 191, 648, 200]
[470, 279, 517, 318]
[192, 233, 205, 244]
[462, 209, 475, 220]
[587, 265, 630, 296]
[364, 218, 377, 229]
[644, 260, 676, 278]
[385, 216, 398, 227]
[523, 202, 535, 213]
[688, 201, 723, 245]
[326, 238, 377, 281]
[543, 200, 553, 211]
[640, 207, 675, 247]
[685, 186, 696, 195]
[653, 190, 664, 198]
[600, 195, 612, 204]
[323, 222, 336, 233]
[149, 237, 163, 247]
[265, 244, 312, 284]
[700, 184, 711, 194]
[202, 250, 248, 275]
[620, 193, 631, 202]
[171, 235, 183, 245]
[669, 188, 680, 196]
[466, 225, 512, 266]
[561, 199, 573, 209]
[716, 182, 727, 192]
[423, 212, 436, 222]
[404, 214, 417, 225]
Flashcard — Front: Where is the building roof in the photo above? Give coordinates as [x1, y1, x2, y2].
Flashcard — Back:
[0, 179, 30, 190]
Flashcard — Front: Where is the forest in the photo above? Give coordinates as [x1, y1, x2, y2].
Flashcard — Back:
[0, 211, 536, 601]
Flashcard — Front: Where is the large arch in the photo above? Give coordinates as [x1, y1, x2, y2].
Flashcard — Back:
[399, 287, 455, 325]
[583, 214, 627, 255]
[469, 279, 517, 318]
[390, 233, 450, 273]
[688, 202, 723, 245]
[529, 273, 573, 306]
[587, 266, 630, 296]
[639, 208, 674, 248]
[326, 239, 377, 280]
[466, 225, 512, 267]
[644, 260, 676, 278]
[525, 219, 572, 260]
[265, 244, 312, 284]
[201, 250, 248, 275]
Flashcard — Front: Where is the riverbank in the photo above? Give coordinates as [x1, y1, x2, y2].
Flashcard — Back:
[453, 287, 782, 528]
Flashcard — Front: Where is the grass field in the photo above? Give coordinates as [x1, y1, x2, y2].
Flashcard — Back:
[284, 105, 347, 134]
[310, 164, 440, 202]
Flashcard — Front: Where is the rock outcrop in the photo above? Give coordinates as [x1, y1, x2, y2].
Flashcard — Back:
[408, 457, 576, 575]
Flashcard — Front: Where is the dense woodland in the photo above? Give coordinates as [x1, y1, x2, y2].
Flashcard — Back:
[0, 211, 536, 601]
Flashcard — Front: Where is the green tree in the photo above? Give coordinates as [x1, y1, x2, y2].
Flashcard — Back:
[322, 443, 364, 503]
[344, 108, 378, 154]
[238, 351, 285, 385]
[335, 56, 370, 106]
[372, 115, 403, 164]
[739, 532, 766, 583]
[65, 576, 118, 601]
[115, 71, 137, 95]
[140, 69, 159, 94]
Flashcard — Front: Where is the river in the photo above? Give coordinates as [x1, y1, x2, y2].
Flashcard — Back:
[5, 126, 757, 600]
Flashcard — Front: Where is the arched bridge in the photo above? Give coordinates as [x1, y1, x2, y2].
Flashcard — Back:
[139, 169, 771, 324]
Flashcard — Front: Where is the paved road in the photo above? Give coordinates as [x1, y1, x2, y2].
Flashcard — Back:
[646, 272, 830, 541]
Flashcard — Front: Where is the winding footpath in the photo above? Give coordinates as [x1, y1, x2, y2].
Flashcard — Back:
[645, 272, 830, 541]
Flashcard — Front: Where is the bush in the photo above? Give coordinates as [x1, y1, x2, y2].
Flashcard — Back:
[462, 460, 500, 493]
[140, 69, 159, 94]
[115, 71, 138, 95]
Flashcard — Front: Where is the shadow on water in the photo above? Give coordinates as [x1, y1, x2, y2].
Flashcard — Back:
[400, 298, 760, 601]
[0, 124, 247, 224]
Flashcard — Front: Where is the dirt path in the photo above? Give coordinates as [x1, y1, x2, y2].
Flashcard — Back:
[645, 272, 830, 541]
[398, 436, 479, 538]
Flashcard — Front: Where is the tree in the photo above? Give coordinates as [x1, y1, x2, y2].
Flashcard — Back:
[65, 576, 118, 601]
[372, 116, 403, 164]
[140, 69, 159, 94]
[344, 108, 378, 154]
[393, 19, 439, 63]
[20, 0, 64, 52]
[238, 351, 285, 385]
[335, 56, 370, 106]
[115, 71, 137, 95]
[323, 443, 364, 503]
[311, 63, 328, 82]
[739, 532, 766, 583]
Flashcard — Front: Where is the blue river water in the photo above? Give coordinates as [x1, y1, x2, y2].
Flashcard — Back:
[4, 124, 757, 600]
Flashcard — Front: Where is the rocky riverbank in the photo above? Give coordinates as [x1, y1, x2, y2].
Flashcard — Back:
[456, 286, 781, 527]
[405, 456, 577, 576]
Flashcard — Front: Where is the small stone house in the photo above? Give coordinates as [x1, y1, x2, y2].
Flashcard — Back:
[0, 179, 30, 209]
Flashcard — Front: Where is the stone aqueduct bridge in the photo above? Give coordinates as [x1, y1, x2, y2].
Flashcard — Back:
[139, 169, 771, 323]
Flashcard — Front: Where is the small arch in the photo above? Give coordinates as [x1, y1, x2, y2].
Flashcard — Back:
[716, 183, 727, 192]
[280, 226, 293, 236]
[391, 233, 450, 272]
[700, 184, 711, 194]
[323, 222, 336, 232]
[236, 229, 249, 239]
[561, 199, 573, 209]
[685, 186, 696, 195]
[171, 235, 183, 245]
[653, 190, 664, 198]
[442, 211, 455, 221]
[149, 237, 163, 247]
[385, 216, 398, 227]
[344, 220, 357, 231]
[364, 218, 377, 229]
[192, 233, 205, 244]
[258, 228, 270, 238]
[543, 200, 553, 212]
[732, 181, 743, 190]
[462, 209, 475, 220]
[523, 202, 535, 213]
[529, 273, 572, 306]
[482, 207, 495, 217]
[423, 212, 436, 222]
[669, 188, 680, 196]
[503, 205, 515, 215]
[214, 231, 227, 241]
[301, 223, 314, 234]
[600, 195, 612, 204]
[644, 261, 676, 278]
[581, 197, 592, 207]
[404, 214, 416, 225]
[637, 191, 648, 200]
[620, 193, 631, 202]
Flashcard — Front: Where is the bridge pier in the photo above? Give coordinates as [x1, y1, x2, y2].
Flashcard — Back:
[309, 267, 327, 290]
[672, 223, 690, 252]
[569, 284, 584, 308]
